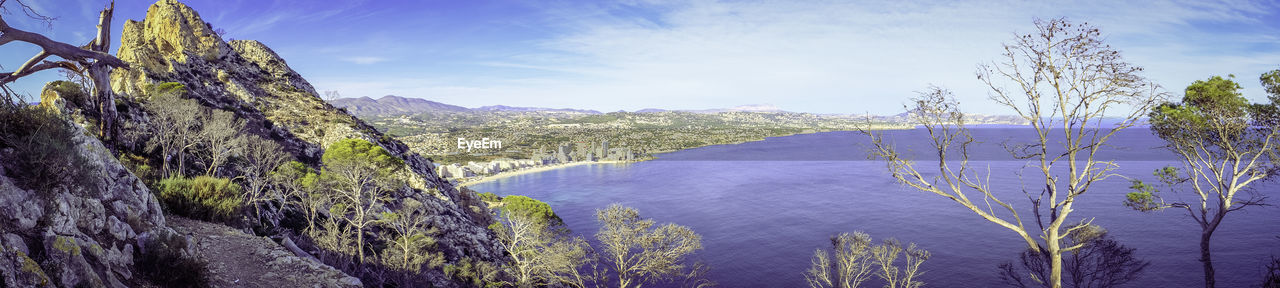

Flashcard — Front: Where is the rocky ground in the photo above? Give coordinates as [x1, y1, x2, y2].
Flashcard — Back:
[166, 216, 361, 288]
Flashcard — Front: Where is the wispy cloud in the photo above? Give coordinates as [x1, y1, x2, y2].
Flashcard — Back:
[291, 0, 1280, 114]
[341, 56, 390, 65]
[379, 0, 1274, 114]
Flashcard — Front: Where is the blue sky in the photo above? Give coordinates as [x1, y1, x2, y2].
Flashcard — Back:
[3, 0, 1280, 114]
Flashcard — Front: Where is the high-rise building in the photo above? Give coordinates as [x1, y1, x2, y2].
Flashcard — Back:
[601, 140, 610, 159]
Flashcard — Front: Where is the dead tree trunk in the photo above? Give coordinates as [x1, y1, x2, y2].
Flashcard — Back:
[0, 1, 127, 140]
[87, 2, 118, 143]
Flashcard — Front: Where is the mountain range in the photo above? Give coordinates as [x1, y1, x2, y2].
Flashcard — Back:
[329, 95, 602, 116]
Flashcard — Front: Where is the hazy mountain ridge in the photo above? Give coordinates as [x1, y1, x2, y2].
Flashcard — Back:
[329, 95, 469, 116]
[330, 97, 1029, 125]
[329, 95, 602, 116]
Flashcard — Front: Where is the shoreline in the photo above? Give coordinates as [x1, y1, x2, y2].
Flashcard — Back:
[456, 160, 633, 187]
[454, 128, 913, 188]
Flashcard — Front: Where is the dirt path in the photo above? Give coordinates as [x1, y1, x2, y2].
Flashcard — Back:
[167, 216, 362, 288]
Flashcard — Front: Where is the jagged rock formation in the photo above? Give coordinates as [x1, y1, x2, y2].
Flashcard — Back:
[109, 0, 501, 267]
[0, 106, 169, 287]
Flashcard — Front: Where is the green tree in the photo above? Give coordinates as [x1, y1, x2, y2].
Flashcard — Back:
[1124, 73, 1278, 288]
[320, 138, 404, 263]
[490, 195, 592, 287]
[864, 18, 1161, 288]
[595, 204, 704, 288]
[273, 161, 325, 233]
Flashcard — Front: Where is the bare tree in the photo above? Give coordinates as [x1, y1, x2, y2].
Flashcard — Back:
[144, 83, 201, 178]
[595, 204, 703, 288]
[871, 239, 928, 288]
[0, 0, 128, 141]
[379, 198, 443, 272]
[195, 109, 245, 176]
[238, 135, 288, 219]
[805, 232, 929, 288]
[1124, 73, 1279, 288]
[864, 18, 1161, 288]
[805, 232, 875, 288]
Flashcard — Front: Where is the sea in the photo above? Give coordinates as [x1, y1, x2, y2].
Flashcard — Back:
[468, 127, 1280, 287]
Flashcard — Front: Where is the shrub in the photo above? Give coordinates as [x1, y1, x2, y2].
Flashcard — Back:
[119, 153, 157, 185]
[476, 191, 501, 203]
[136, 231, 210, 288]
[0, 99, 97, 196]
[156, 176, 245, 222]
[499, 195, 562, 227]
[45, 80, 88, 108]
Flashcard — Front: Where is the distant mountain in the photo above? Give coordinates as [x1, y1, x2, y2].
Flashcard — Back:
[475, 105, 601, 114]
[329, 95, 469, 116]
[643, 104, 787, 114]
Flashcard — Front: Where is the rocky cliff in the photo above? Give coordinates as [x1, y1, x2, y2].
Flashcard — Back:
[0, 102, 170, 287]
[109, 0, 500, 264]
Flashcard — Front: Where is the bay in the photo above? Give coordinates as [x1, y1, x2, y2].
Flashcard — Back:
[469, 129, 1280, 287]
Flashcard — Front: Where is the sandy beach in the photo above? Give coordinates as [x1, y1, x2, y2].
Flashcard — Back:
[457, 160, 632, 187]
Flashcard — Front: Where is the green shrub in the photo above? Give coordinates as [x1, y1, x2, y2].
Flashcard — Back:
[498, 195, 562, 226]
[136, 231, 210, 288]
[156, 176, 244, 222]
[0, 100, 97, 195]
[476, 191, 500, 203]
[45, 80, 88, 107]
[120, 153, 157, 184]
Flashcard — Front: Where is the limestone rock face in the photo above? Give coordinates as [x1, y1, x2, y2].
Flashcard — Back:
[0, 122, 171, 288]
[110, 0, 502, 264]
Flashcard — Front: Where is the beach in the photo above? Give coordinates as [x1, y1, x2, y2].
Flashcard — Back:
[456, 160, 632, 187]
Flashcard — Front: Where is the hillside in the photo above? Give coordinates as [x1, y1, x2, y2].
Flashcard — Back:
[2, 1, 506, 287]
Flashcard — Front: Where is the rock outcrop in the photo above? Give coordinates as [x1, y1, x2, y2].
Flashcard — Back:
[0, 118, 168, 288]
[110, 0, 501, 264]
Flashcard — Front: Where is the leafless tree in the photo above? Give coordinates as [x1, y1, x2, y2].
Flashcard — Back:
[379, 198, 443, 272]
[195, 109, 246, 176]
[806, 232, 875, 288]
[805, 232, 929, 288]
[144, 84, 202, 178]
[864, 18, 1161, 288]
[595, 204, 704, 288]
[0, 0, 129, 141]
[237, 135, 288, 219]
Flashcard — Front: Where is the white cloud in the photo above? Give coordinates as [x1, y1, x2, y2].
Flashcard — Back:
[307, 0, 1280, 114]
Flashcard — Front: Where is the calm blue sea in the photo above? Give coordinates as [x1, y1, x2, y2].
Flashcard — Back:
[469, 129, 1280, 287]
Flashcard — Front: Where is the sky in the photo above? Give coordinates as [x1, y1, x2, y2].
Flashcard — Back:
[3, 0, 1280, 114]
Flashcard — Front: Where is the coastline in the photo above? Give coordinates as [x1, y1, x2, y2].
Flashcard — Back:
[454, 127, 915, 188]
[457, 160, 633, 187]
